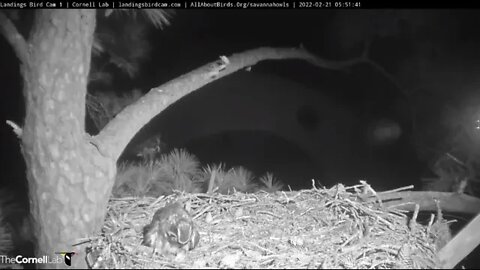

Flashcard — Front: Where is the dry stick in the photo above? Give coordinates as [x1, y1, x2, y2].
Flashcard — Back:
[409, 204, 420, 231]
[438, 212, 480, 268]
[207, 169, 217, 195]
[376, 185, 415, 195]
[192, 205, 214, 220]
[426, 214, 435, 235]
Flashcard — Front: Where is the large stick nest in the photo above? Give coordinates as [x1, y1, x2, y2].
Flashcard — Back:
[84, 183, 447, 269]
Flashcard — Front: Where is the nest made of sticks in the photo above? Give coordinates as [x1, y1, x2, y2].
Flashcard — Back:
[83, 182, 448, 269]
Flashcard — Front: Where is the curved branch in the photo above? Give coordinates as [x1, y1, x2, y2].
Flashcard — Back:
[0, 11, 29, 64]
[92, 46, 368, 161]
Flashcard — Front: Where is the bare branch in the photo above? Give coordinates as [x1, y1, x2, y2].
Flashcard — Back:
[92, 46, 369, 161]
[6, 120, 22, 138]
[0, 12, 29, 64]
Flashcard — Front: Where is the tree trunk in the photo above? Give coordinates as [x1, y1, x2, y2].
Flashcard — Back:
[20, 10, 115, 269]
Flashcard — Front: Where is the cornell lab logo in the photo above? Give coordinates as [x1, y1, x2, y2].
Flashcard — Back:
[55, 252, 76, 266]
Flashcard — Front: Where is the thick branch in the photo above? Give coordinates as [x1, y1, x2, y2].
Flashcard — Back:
[364, 191, 480, 215]
[0, 11, 29, 64]
[92, 46, 367, 161]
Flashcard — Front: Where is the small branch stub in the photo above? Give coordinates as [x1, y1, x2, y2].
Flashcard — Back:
[6, 120, 22, 138]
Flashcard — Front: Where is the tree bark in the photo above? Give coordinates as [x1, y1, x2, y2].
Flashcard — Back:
[20, 10, 115, 269]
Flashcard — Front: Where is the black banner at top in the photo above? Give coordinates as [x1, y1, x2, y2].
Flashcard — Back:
[0, 0, 477, 9]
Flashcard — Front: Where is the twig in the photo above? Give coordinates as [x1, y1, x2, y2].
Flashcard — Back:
[385, 202, 416, 210]
[192, 205, 213, 220]
[376, 185, 415, 196]
[426, 213, 435, 235]
[207, 169, 216, 195]
[150, 195, 166, 207]
[359, 180, 382, 207]
[257, 210, 281, 219]
[281, 191, 291, 204]
[409, 204, 420, 231]
[434, 200, 444, 222]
